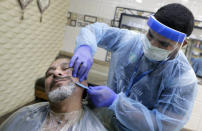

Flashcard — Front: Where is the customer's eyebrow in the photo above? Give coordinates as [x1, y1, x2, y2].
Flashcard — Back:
[45, 67, 55, 76]
[61, 63, 73, 72]
[45, 62, 71, 77]
[61, 62, 69, 67]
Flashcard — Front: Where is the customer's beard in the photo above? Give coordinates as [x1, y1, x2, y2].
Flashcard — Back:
[48, 82, 75, 103]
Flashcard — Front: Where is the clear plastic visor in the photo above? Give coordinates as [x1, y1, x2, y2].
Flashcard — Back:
[147, 15, 186, 51]
[146, 29, 179, 51]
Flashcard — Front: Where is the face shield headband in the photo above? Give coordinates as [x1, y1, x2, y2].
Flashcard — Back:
[147, 15, 186, 44]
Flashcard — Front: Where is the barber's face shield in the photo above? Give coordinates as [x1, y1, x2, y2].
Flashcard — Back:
[146, 15, 187, 51]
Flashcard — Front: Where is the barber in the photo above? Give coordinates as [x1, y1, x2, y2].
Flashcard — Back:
[69, 3, 197, 131]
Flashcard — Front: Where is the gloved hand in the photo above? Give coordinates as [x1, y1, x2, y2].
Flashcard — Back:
[87, 86, 117, 107]
[69, 45, 93, 82]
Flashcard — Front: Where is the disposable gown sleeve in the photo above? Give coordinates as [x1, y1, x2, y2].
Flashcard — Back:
[191, 58, 202, 77]
[109, 69, 197, 131]
[75, 22, 136, 55]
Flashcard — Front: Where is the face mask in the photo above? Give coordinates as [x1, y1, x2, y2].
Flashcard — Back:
[142, 35, 172, 61]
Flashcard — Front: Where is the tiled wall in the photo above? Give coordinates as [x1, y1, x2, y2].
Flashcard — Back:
[62, 0, 202, 130]
[0, 0, 69, 117]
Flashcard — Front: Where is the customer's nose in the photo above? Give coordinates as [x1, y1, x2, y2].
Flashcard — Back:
[53, 68, 64, 77]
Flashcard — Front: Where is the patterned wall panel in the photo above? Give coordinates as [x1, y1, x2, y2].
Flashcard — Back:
[66, 11, 111, 27]
[0, 0, 69, 117]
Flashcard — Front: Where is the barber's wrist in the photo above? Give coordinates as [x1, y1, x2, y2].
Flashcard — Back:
[78, 45, 93, 55]
[108, 93, 119, 110]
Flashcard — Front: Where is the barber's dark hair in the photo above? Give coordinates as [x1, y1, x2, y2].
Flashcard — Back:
[154, 3, 194, 36]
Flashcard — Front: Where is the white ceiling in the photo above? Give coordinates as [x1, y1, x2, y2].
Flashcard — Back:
[129, 0, 202, 20]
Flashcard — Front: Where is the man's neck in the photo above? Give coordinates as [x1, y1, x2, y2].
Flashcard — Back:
[49, 95, 82, 113]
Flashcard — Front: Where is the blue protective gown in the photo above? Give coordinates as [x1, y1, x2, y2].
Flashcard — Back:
[75, 22, 198, 131]
[191, 57, 202, 77]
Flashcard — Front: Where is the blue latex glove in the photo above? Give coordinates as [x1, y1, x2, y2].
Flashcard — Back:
[69, 45, 93, 81]
[87, 86, 117, 107]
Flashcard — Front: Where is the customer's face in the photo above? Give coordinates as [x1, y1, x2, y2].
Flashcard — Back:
[45, 58, 78, 102]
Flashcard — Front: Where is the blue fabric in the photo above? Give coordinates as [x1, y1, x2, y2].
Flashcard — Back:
[147, 16, 186, 43]
[76, 22, 198, 131]
[191, 57, 202, 77]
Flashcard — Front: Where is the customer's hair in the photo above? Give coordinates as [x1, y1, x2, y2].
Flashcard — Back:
[55, 54, 70, 60]
[154, 3, 194, 36]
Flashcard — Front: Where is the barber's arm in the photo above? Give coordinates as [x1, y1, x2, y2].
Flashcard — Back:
[88, 71, 197, 131]
[69, 23, 136, 81]
[75, 22, 135, 55]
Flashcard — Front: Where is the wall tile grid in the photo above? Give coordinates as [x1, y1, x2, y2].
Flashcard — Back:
[0, 0, 69, 117]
